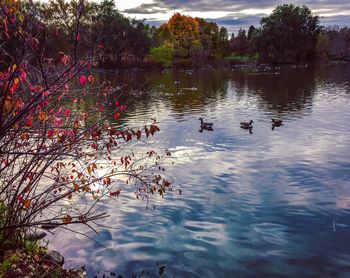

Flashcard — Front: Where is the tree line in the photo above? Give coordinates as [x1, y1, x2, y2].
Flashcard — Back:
[230, 5, 350, 64]
[4, 1, 350, 69]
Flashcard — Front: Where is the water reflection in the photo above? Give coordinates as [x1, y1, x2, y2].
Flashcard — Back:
[52, 63, 350, 277]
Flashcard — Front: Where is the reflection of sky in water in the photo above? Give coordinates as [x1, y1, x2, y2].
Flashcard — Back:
[51, 64, 350, 277]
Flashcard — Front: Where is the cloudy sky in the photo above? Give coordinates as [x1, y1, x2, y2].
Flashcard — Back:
[114, 0, 350, 33]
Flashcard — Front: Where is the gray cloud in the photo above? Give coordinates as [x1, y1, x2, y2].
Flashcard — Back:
[123, 3, 168, 14]
[123, 0, 350, 14]
[124, 1, 350, 33]
[319, 15, 350, 27]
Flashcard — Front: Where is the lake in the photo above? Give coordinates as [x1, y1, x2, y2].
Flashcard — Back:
[51, 63, 350, 277]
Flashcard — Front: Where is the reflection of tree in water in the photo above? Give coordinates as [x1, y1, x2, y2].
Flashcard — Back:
[90, 64, 350, 124]
[231, 66, 318, 115]
[102, 69, 231, 118]
[148, 69, 230, 115]
[314, 63, 350, 92]
[89, 70, 155, 125]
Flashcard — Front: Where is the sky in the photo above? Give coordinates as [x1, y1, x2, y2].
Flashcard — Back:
[114, 0, 350, 34]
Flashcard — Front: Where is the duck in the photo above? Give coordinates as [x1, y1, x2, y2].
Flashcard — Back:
[271, 119, 283, 126]
[199, 125, 213, 132]
[199, 117, 214, 129]
[240, 120, 253, 129]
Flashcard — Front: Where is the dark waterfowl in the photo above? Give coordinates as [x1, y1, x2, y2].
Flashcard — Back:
[271, 119, 283, 126]
[271, 119, 283, 130]
[199, 117, 214, 129]
[199, 125, 214, 132]
[240, 120, 253, 129]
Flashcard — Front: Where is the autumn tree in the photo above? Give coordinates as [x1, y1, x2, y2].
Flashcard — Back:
[153, 14, 230, 63]
[167, 13, 200, 50]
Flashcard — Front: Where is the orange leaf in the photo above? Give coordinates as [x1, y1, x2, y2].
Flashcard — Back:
[24, 199, 31, 209]
[73, 183, 80, 191]
[38, 111, 48, 122]
[63, 215, 72, 224]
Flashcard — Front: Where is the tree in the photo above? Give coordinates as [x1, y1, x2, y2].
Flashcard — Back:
[0, 0, 172, 255]
[22, 0, 152, 67]
[166, 13, 200, 50]
[150, 44, 175, 67]
[219, 27, 228, 42]
[230, 29, 249, 58]
[153, 14, 231, 61]
[315, 32, 330, 61]
[196, 18, 219, 57]
[251, 4, 320, 63]
[323, 27, 350, 61]
[247, 25, 256, 40]
[215, 27, 230, 57]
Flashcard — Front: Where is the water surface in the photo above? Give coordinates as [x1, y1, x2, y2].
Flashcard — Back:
[52, 63, 350, 277]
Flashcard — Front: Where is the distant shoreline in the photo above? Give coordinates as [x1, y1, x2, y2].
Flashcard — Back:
[91, 59, 349, 72]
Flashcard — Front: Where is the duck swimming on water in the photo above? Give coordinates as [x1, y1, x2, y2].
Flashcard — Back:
[271, 119, 283, 130]
[240, 120, 253, 129]
[272, 119, 283, 126]
[199, 117, 214, 129]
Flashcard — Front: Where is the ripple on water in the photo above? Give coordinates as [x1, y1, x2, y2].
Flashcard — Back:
[52, 65, 350, 277]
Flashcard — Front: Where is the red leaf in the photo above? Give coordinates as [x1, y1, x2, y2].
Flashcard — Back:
[120, 105, 127, 111]
[91, 143, 98, 150]
[113, 112, 120, 119]
[25, 118, 33, 127]
[47, 129, 54, 139]
[110, 190, 120, 197]
[76, 33, 81, 41]
[54, 117, 63, 126]
[20, 68, 26, 81]
[17, 195, 24, 204]
[115, 100, 119, 107]
[64, 109, 71, 116]
[79, 75, 86, 86]
[88, 75, 93, 82]
[43, 90, 50, 97]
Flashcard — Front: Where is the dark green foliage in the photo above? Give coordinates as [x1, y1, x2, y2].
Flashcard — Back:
[322, 27, 350, 61]
[251, 4, 320, 63]
[247, 25, 256, 40]
[149, 45, 175, 67]
[230, 29, 249, 58]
